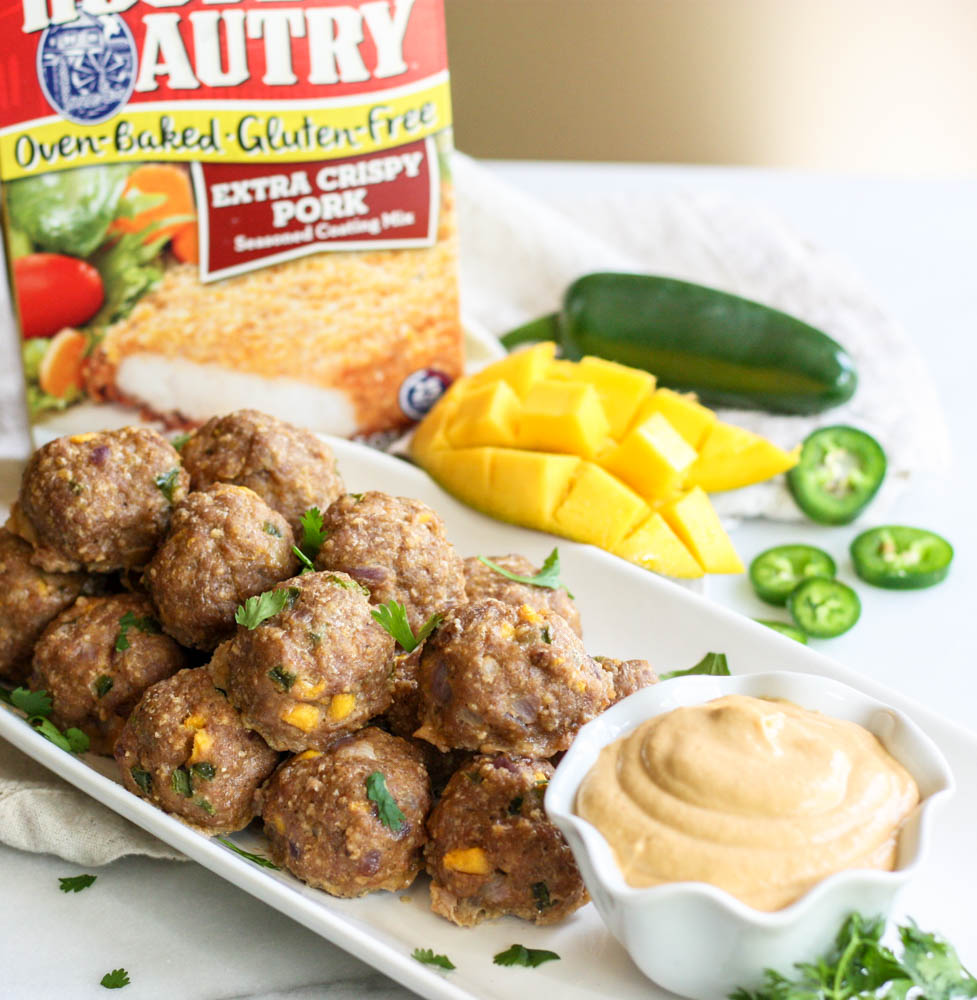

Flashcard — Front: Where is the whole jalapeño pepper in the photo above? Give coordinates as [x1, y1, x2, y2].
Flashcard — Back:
[500, 273, 857, 415]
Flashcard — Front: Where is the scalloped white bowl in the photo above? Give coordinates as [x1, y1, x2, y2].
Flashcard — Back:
[546, 671, 955, 1000]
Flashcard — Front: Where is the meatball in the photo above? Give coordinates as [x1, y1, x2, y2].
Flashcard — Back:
[115, 668, 279, 833]
[31, 593, 187, 754]
[426, 755, 586, 926]
[260, 727, 431, 897]
[382, 647, 423, 740]
[314, 492, 465, 632]
[211, 571, 395, 752]
[463, 554, 582, 637]
[596, 656, 658, 703]
[180, 409, 344, 535]
[0, 528, 94, 683]
[415, 599, 612, 756]
[144, 484, 298, 650]
[6, 426, 188, 573]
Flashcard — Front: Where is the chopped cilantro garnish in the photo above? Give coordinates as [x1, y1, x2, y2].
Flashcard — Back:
[541, 626, 552, 644]
[130, 767, 152, 795]
[171, 767, 192, 798]
[59, 873, 96, 893]
[194, 797, 215, 815]
[323, 573, 369, 595]
[6, 686, 53, 717]
[190, 762, 216, 780]
[659, 651, 730, 681]
[412, 948, 455, 971]
[263, 521, 282, 537]
[216, 836, 280, 870]
[493, 944, 560, 968]
[366, 770, 406, 831]
[531, 881, 553, 911]
[268, 665, 296, 691]
[26, 715, 89, 754]
[114, 611, 160, 652]
[478, 548, 574, 598]
[731, 913, 977, 1000]
[235, 588, 294, 629]
[299, 506, 328, 557]
[100, 968, 130, 989]
[370, 600, 442, 652]
[292, 545, 316, 573]
[154, 467, 180, 504]
[171, 432, 192, 452]
[94, 675, 114, 698]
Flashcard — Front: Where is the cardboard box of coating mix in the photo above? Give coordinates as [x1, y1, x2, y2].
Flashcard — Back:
[0, 0, 463, 444]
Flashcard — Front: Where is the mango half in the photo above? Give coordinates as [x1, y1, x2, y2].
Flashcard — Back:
[411, 344, 798, 578]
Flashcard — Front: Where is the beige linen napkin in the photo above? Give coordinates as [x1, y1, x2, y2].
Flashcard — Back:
[0, 153, 951, 863]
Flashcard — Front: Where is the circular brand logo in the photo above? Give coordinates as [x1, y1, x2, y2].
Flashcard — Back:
[398, 369, 451, 421]
[37, 11, 137, 125]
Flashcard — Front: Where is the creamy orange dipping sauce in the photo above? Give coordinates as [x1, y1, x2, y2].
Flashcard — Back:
[575, 694, 919, 910]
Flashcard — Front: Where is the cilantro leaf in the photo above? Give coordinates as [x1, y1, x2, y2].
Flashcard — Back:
[730, 913, 977, 1000]
[100, 968, 130, 989]
[478, 548, 574, 598]
[59, 873, 96, 893]
[9, 686, 53, 717]
[65, 727, 90, 753]
[235, 589, 292, 629]
[263, 521, 282, 538]
[30, 715, 90, 754]
[291, 545, 316, 574]
[154, 467, 180, 504]
[412, 948, 456, 971]
[115, 611, 160, 652]
[299, 507, 328, 558]
[493, 944, 561, 968]
[370, 600, 441, 652]
[323, 573, 370, 596]
[660, 651, 730, 681]
[366, 770, 406, 831]
[216, 836, 280, 870]
[170, 432, 192, 452]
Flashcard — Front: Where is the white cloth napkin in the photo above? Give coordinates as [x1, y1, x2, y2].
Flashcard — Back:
[0, 153, 951, 864]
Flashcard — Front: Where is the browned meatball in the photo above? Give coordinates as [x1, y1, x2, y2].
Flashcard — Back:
[596, 656, 658, 703]
[382, 646, 423, 740]
[144, 484, 298, 650]
[463, 554, 582, 637]
[0, 528, 95, 683]
[115, 668, 279, 833]
[314, 492, 465, 632]
[426, 755, 586, 926]
[415, 599, 612, 756]
[6, 427, 187, 573]
[260, 727, 431, 897]
[211, 571, 395, 752]
[31, 593, 187, 754]
[180, 410, 344, 536]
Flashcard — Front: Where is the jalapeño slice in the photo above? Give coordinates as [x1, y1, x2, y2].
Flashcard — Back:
[851, 526, 953, 589]
[754, 619, 809, 644]
[787, 578, 861, 639]
[748, 544, 837, 606]
[787, 426, 886, 525]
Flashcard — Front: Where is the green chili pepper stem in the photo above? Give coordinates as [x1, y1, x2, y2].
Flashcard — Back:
[499, 314, 562, 349]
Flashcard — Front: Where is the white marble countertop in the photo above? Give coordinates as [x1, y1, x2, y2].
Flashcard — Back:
[2, 160, 976, 999]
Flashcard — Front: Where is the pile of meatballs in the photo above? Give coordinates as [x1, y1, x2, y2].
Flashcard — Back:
[0, 409, 657, 927]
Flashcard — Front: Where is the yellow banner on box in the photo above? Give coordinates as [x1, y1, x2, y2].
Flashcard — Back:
[0, 78, 452, 180]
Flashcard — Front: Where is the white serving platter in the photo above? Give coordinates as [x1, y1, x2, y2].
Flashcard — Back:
[1, 437, 975, 1000]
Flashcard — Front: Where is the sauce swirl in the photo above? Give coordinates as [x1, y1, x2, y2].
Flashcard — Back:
[575, 694, 919, 910]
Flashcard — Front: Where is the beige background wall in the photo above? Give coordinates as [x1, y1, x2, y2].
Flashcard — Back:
[444, 0, 977, 173]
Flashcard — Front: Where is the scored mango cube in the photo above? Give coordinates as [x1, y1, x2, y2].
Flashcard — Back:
[634, 388, 718, 450]
[552, 462, 649, 550]
[573, 356, 656, 439]
[686, 421, 800, 493]
[447, 380, 522, 448]
[420, 445, 495, 513]
[515, 380, 611, 458]
[489, 448, 581, 530]
[600, 412, 697, 500]
[661, 487, 744, 574]
[468, 341, 556, 398]
[612, 512, 704, 578]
